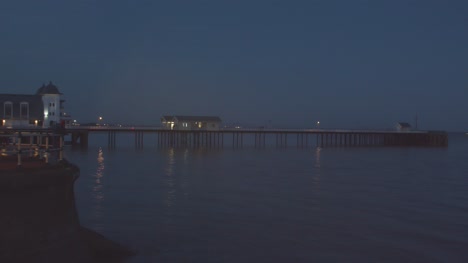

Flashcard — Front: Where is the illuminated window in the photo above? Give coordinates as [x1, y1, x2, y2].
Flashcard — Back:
[4, 102, 12, 119]
[20, 102, 29, 119]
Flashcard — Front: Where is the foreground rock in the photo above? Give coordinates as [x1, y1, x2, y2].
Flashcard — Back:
[0, 159, 135, 263]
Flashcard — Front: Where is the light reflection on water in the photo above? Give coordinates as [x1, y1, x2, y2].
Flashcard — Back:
[314, 147, 321, 169]
[311, 146, 322, 194]
[92, 147, 105, 229]
[163, 148, 176, 208]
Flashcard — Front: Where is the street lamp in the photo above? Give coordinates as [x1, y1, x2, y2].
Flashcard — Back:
[316, 121, 320, 129]
[98, 116, 103, 126]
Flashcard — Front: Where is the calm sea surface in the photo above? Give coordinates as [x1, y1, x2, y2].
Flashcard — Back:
[65, 133, 468, 263]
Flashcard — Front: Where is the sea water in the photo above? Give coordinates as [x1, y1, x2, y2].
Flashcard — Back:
[66, 133, 468, 263]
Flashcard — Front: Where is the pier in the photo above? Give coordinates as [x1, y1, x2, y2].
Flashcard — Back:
[1, 127, 448, 151]
[65, 127, 448, 149]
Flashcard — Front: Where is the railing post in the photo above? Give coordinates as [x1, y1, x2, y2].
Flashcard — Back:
[17, 134, 22, 167]
[45, 135, 49, 164]
[59, 135, 63, 161]
[29, 135, 33, 157]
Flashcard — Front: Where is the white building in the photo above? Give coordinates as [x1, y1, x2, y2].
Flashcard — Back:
[161, 116, 222, 131]
[0, 82, 72, 128]
[396, 122, 412, 132]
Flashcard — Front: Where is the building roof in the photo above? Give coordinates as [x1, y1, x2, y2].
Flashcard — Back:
[0, 94, 44, 119]
[36, 81, 62, 95]
[162, 115, 222, 122]
[161, 116, 175, 122]
[397, 122, 411, 127]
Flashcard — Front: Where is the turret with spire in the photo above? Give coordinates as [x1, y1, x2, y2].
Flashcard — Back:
[36, 81, 62, 95]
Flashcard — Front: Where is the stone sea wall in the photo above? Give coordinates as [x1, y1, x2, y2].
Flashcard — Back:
[0, 160, 134, 263]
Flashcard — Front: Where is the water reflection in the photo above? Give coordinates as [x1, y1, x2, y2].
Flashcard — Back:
[312, 147, 322, 187]
[183, 148, 189, 165]
[181, 149, 190, 197]
[96, 147, 105, 184]
[93, 147, 105, 227]
[314, 147, 321, 169]
[164, 148, 176, 207]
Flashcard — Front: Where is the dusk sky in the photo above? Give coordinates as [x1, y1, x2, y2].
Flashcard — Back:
[1, 0, 467, 131]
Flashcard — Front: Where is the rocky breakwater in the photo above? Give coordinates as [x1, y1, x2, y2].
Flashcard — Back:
[0, 160, 135, 263]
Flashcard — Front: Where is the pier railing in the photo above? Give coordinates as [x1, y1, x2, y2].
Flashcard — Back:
[0, 131, 64, 167]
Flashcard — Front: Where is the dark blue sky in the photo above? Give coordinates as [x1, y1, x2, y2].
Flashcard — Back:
[1, 0, 467, 130]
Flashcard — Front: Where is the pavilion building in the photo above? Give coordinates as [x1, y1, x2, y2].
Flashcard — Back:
[161, 116, 222, 131]
[0, 82, 72, 128]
